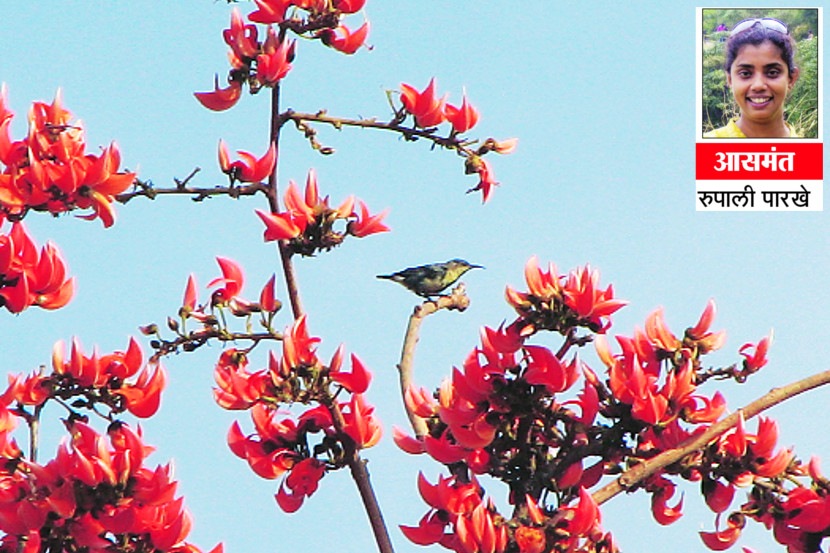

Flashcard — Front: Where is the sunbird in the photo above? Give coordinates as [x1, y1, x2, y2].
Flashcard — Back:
[377, 259, 483, 298]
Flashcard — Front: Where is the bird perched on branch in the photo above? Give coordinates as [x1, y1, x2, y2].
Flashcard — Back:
[377, 259, 483, 298]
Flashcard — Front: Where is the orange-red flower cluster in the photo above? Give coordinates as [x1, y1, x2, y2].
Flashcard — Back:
[401, 474, 611, 553]
[397, 79, 517, 203]
[179, 257, 282, 322]
[195, 10, 296, 111]
[185, 262, 382, 515]
[400, 474, 509, 553]
[398, 256, 802, 553]
[0, 88, 135, 227]
[0, 222, 74, 313]
[255, 169, 389, 255]
[400, 79, 479, 133]
[6, 337, 166, 419]
[195, 2, 370, 111]
[506, 256, 627, 335]
[594, 303, 727, 427]
[0, 420, 219, 553]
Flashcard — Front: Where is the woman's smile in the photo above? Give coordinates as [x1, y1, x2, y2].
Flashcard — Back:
[727, 41, 797, 136]
[727, 41, 798, 136]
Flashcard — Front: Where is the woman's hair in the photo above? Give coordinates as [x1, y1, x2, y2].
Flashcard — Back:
[724, 23, 797, 75]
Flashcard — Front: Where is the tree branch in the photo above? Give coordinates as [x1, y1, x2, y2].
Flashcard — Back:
[282, 109, 479, 159]
[592, 368, 830, 505]
[396, 285, 472, 438]
[116, 168, 268, 204]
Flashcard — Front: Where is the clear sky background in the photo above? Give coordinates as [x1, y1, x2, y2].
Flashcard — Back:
[0, 2, 828, 552]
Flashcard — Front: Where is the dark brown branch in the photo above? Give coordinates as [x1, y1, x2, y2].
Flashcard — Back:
[268, 86, 305, 320]
[116, 168, 267, 204]
[270, 86, 391, 553]
[592, 368, 830, 505]
[282, 110, 479, 159]
[148, 329, 283, 362]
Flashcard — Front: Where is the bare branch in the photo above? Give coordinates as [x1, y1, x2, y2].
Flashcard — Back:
[397, 284, 472, 438]
[116, 168, 267, 204]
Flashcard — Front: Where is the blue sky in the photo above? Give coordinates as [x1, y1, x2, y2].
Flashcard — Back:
[0, 2, 828, 552]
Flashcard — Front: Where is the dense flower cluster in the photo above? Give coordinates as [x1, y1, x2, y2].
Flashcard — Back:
[505, 256, 627, 335]
[254, 169, 389, 256]
[221, 314, 381, 512]
[0, 222, 74, 313]
[396, 256, 798, 553]
[0, 419, 217, 553]
[195, 2, 369, 111]
[9, 336, 166, 419]
[168, 258, 381, 513]
[0, 336, 214, 553]
[0, 88, 135, 227]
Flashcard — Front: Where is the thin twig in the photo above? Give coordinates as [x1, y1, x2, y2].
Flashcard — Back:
[282, 110, 478, 158]
[116, 167, 267, 204]
[592, 368, 830, 505]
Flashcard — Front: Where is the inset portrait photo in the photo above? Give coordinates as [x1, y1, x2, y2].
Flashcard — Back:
[699, 8, 820, 139]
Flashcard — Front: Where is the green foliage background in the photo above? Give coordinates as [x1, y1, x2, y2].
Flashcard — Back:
[701, 8, 819, 138]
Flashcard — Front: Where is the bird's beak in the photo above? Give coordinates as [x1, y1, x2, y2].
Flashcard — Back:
[470, 264, 484, 269]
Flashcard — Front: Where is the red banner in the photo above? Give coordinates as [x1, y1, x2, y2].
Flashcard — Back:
[696, 142, 823, 180]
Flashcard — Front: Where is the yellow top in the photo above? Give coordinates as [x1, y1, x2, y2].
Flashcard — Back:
[704, 119, 799, 138]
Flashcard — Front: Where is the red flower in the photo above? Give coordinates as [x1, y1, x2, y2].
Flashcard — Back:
[333, 0, 366, 13]
[563, 487, 600, 537]
[523, 345, 579, 394]
[259, 274, 279, 312]
[562, 265, 627, 332]
[399, 514, 445, 546]
[114, 361, 167, 418]
[321, 22, 370, 55]
[467, 157, 498, 203]
[455, 502, 505, 553]
[257, 28, 294, 85]
[740, 332, 772, 374]
[347, 200, 390, 237]
[0, 223, 75, 313]
[275, 458, 326, 513]
[256, 209, 304, 241]
[330, 353, 372, 394]
[213, 350, 268, 410]
[341, 394, 382, 449]
[703, 479, 736, 514]
[223, 9, 259, 61]
[182, 274, 198, 312]
[644, 308, 681, 351]
[700, 514, 743, 551]
[400, 78, 447, 128]
[194, 77, 242, 111]
[650, 480, 684, 525]
[207, 257, 245, 306]
[249, 0, 292, 24]
[444, 94, 480, 134]
[393, 426, 425, 454]
[218, 140, 276, 184]
[281, 315, 321, 374]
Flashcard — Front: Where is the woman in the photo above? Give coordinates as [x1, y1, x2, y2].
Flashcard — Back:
[705, 18, 800, 138]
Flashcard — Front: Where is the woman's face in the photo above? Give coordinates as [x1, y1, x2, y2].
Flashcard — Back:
[727, 40, 798, 128]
